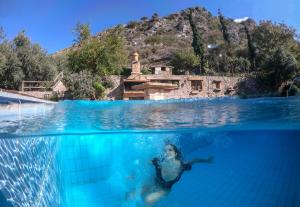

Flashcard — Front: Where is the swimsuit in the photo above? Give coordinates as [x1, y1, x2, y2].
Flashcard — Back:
[152, 158, 192, 190]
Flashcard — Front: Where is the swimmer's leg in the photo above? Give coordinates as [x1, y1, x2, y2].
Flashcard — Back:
[145, 190, 167, 205]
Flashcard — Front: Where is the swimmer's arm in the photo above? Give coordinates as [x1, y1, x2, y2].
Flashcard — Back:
[152, 158, 163, 178]
[188, 156, 214, 165]
[152, 158, 161, 169]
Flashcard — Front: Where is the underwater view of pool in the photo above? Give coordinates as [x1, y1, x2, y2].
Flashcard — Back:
[0, 97, 300, 207]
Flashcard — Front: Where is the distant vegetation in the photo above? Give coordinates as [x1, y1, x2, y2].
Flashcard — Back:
[0, 6, 300, 99]
[0, 29, 57, 90]
[0, 23, 127, 99]
[65, 23, 128, 99]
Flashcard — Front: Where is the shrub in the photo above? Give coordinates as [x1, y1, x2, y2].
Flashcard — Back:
[94, 82, 106, 99]
[0, 31, 57, 90]
[151, 13, 159, 22]
[63, 71, 97, 99]
[127, 21, 139, 29]
[145, 35, 161, 45]
[68, 28, 127, 76]
[141, 68, 151, 75]
[171, 49, 200, 74]
[141, 17, 148, 21]
[101, 78, 114, 88]
[260, 47, 298, 90]
[281, 84, 300, 96]
[120, 67, 132, 76]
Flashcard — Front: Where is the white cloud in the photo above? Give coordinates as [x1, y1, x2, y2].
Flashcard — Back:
[234, 17, 249, 23]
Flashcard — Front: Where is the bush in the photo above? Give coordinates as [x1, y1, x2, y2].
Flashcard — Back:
[281, 84, 300, 96]
[141, 17, 148, 21]
[94, 82, 106, 99]
[260, 47, 298, 90]
[68, 27, 127, 76]
[127, 21, 139, 29]
[0, 31, 57, 90]
[101, 78, 114, 88]
[120, 67, 132, 76]
[145, 35, 161, 45]
[171, 49, 200, 74]
[63, 71, 97, 99]
[141, 68, 151, 75]
[151, 13, 159, 22]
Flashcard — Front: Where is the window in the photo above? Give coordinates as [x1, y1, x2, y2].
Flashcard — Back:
[213, 81, 221, 92]
[191, 80, 202, 91]
[150, 67, 155, 74]
[215, 81, 221, 89]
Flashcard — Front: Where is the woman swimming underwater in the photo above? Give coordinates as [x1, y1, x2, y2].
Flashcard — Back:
[145, 144, 214, 205]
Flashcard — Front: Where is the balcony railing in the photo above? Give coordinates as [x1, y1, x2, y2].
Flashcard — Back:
[21, 72, 63, 92]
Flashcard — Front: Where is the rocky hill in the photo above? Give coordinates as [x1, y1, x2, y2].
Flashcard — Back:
[95, 6, 256, 66]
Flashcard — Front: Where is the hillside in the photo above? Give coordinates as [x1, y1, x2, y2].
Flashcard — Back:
[93, 7, 256, 66]
[56, 6, 299, 99]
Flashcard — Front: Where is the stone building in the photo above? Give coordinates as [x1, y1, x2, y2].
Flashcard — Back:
[108, 52, 241, 100]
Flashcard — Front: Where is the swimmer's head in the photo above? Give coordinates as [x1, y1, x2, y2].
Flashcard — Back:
[164, 144, 182, 160]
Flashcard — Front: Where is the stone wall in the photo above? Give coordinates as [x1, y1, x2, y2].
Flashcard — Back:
[52, 81, 67, 95]
[104, 75, 124, 100]
[104, 75, 243, 100]
[162, 75, 241, 99]
[20, 91, 53, 99]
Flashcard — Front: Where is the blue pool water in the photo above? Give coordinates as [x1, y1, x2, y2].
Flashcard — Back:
[0, 97, 300, 207]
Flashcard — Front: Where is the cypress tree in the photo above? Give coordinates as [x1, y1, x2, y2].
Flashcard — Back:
[188, 10, 205, 73]
[243, 23, 256, 71]
[218, 9, 231, 45]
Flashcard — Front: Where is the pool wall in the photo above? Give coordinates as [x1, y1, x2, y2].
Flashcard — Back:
[0, 136, 60, 207]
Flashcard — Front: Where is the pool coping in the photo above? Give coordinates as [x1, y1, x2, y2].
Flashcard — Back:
[0, 91, 57, 104]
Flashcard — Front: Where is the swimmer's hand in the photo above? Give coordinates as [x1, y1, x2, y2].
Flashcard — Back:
[189, 156, 214, 165]
[207, 156, 214, 164]
[152, 158, 159, 165]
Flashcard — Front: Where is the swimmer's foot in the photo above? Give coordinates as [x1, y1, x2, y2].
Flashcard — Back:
[145, 190, 166, 206]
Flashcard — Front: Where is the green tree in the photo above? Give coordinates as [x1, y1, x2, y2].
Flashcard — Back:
[73, 22, 91, 44]
[252, 21, 296, 67]
[232, 57, 251, 74]
[0, 26, 5, 43]
[63, 71, 107, 99]
[243, 22, 257, 70]
[218, 9, 231, 45]
[151, 13, 159, 22]
[0, 30, 57, 90]
[126, 21, 139, 29]
[93, 82, 106, 99]
[171, 49, 200, 74]
[260, 47, 298, 90]
[141, 17, 148, 21]
[290, 40, 300, 68]
[13, 31, 57, 81]
[0, 41, 23, 89]
[51, 53, 68, 72]
[188, 10, 205, 73]
[68, 27, 127, 75]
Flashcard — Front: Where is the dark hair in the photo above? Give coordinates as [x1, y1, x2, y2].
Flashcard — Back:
[167, 144, 182, 160]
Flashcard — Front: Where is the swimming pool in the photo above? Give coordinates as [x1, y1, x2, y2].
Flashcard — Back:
[0, 97, 300, 207]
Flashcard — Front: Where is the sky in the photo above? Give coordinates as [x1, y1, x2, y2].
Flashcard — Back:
[0, 0, 299, 54]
